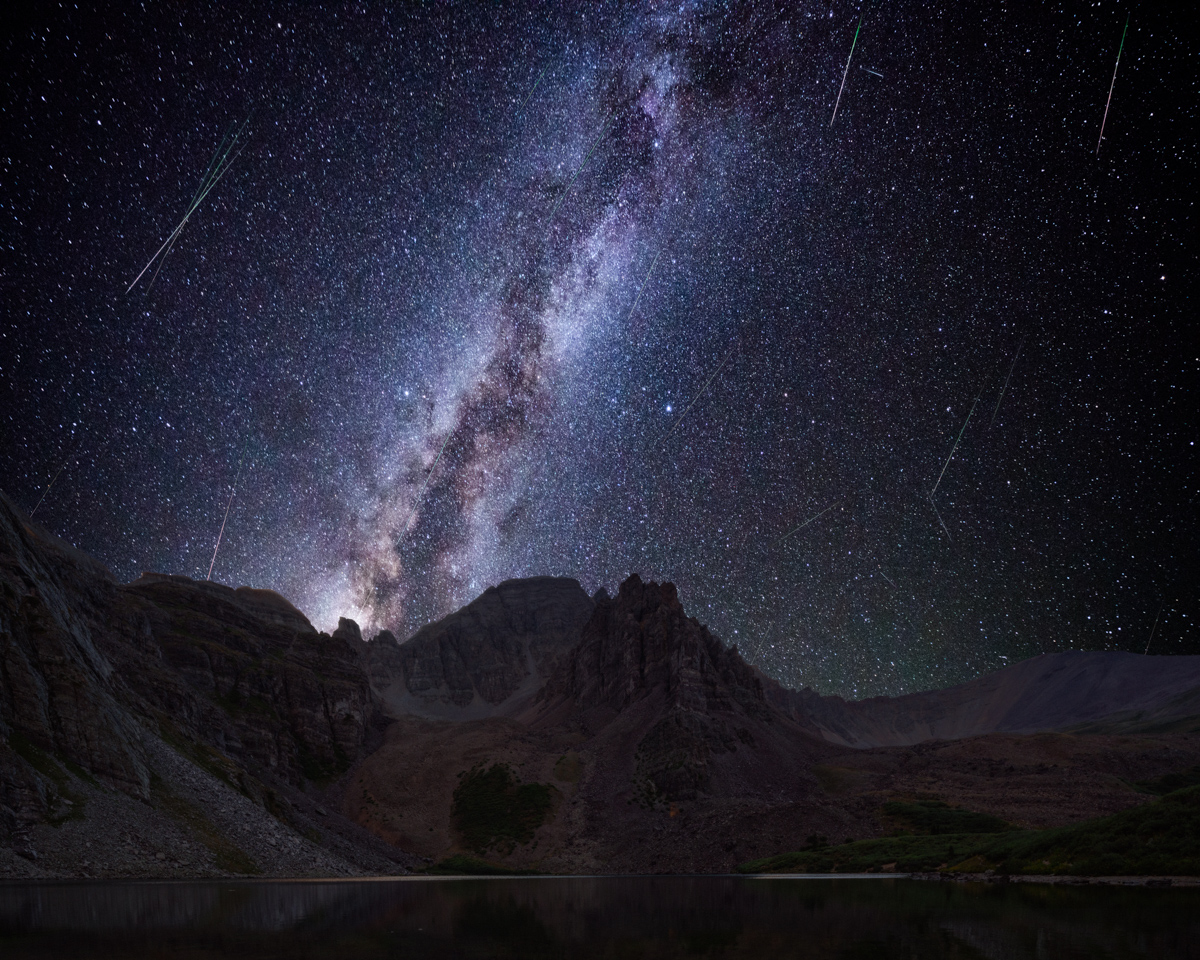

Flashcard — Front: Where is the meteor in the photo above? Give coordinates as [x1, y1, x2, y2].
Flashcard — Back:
[662, 343, 737, 441]
[625, 250, 662, 327]
[546, 112, 615, 227]
[928, 496, 952, 542]
[127, 117, 251, 294]
[515, 63, 550, 118]
[1097, 14, 1130, 155]
[930, 394, 980, 500]
[990, 336, 1026, 426]
[831, 14, 864, 126]
[861, 66, 883, 78]
[28, 432, 84, 517]
[778, 502, 839, 544]
[397, 429, 454, 543]
[1145, 602, 1164, 655]
[206, 444, 248, 581]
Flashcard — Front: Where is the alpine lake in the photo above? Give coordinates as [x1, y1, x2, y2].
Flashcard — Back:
[1, 875, 1197, 959]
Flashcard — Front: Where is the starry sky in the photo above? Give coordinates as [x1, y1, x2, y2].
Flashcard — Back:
[2, 2, 1195, 699]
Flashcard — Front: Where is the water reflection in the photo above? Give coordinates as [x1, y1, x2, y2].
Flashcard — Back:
[0, 876, 1197, 959]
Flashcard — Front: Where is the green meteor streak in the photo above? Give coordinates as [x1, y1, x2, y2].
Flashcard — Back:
[930, 394, 980, 500]
[1096, 13, 1130, 155]
[831, 15, 863, 127]
[546, 113, 614, 227]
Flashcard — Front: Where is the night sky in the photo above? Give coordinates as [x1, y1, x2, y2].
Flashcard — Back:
[2, 2, 1195, 699]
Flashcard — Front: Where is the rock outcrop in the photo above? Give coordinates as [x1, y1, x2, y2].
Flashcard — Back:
[0, 489, 389, 867]
[359, 576, 593, 719]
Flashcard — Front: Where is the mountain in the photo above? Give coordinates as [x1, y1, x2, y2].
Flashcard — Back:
[0, 490, 415, 878]
[5, 484, 1200, 877]
[764, 651, 1200, 748]
[354, 576, 594, 720]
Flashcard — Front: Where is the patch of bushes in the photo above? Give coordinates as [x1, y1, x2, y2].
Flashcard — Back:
[452, 762, 555, 855]
[740, 786, 1200, 876]
[1137, 765, 1200, 796]
[882, 799, 1013, 836]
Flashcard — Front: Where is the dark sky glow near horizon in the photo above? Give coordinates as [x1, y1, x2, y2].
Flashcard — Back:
[2, 2, 1195, 698]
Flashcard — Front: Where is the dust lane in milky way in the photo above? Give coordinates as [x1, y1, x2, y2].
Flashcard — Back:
[1, 2, 1194, 698]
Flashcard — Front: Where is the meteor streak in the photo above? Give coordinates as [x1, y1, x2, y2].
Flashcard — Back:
[625, 250, 662, 327]
[778, 502, 838, 543]
[930, 394, 980, 500]
[928, 496, 952, 542]
[1145, 601, 1164, 655]
[127, 118, 250, 294]
[1097, 14, 1129, 155]
[831, 14, 864, 126]
[206, 444, 247, 582]
[397, 429, 454, 544]
[662, 343, 736, 441]
[515, 63, 550, 118]
[28, 433, 84, 517]
[861, 66, 883, 78]
[990, 336, 1026, 426]
[546, 113, 614, 227]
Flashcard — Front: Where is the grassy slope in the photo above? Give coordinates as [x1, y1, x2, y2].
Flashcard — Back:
[740, 786, 1200, 876]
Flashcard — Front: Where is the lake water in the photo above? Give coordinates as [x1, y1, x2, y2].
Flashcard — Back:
[1, 875, 1197, 959]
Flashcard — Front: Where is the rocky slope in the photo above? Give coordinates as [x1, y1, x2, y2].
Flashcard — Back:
[0, 489, 415, 877]
[766, 652, 1200, 747]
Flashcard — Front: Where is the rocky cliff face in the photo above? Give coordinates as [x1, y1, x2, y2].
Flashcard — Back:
[0, 490, 386, 865]
[359, 576, 593, 719]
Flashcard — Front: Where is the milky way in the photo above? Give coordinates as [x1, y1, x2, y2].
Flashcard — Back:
[2, 2, 1195, 698]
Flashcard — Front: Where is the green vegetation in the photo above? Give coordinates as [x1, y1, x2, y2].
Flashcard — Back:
[425, 854, 539, 875]
[1137, 765, 1200, 796]
[150, 773, 260, 874]
[452, 762, 555, 855]
[8, 731, 87, 824]
[740, 786, 1200, 876]
[882, 798, 1013, 836]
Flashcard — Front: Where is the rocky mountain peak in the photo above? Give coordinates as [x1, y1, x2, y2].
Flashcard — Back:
[547, 573, 767, 717]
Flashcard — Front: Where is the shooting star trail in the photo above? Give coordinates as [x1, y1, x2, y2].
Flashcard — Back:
[877, 566, 897, 588]
[1144, 601, 1164, 655]
[397, 429, 454, 543]
[625, 250, 662, 327]
[28, 433, 85, 517]
[515, 63, 550, 118]
[127, 119, 250, 294]
[831, 14, 864, 126]
[778, 502, 839, 544]
[930, 394, 980, 500]
[206, 444, 248, 581]
[547, 112, 615, 227]
[990, 336, 1026, 426]
[1097, 13, 1129, 155]
[861, 66, 883, 78]
[928, 496, 952, 542]
[662, 343, 737, 441]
